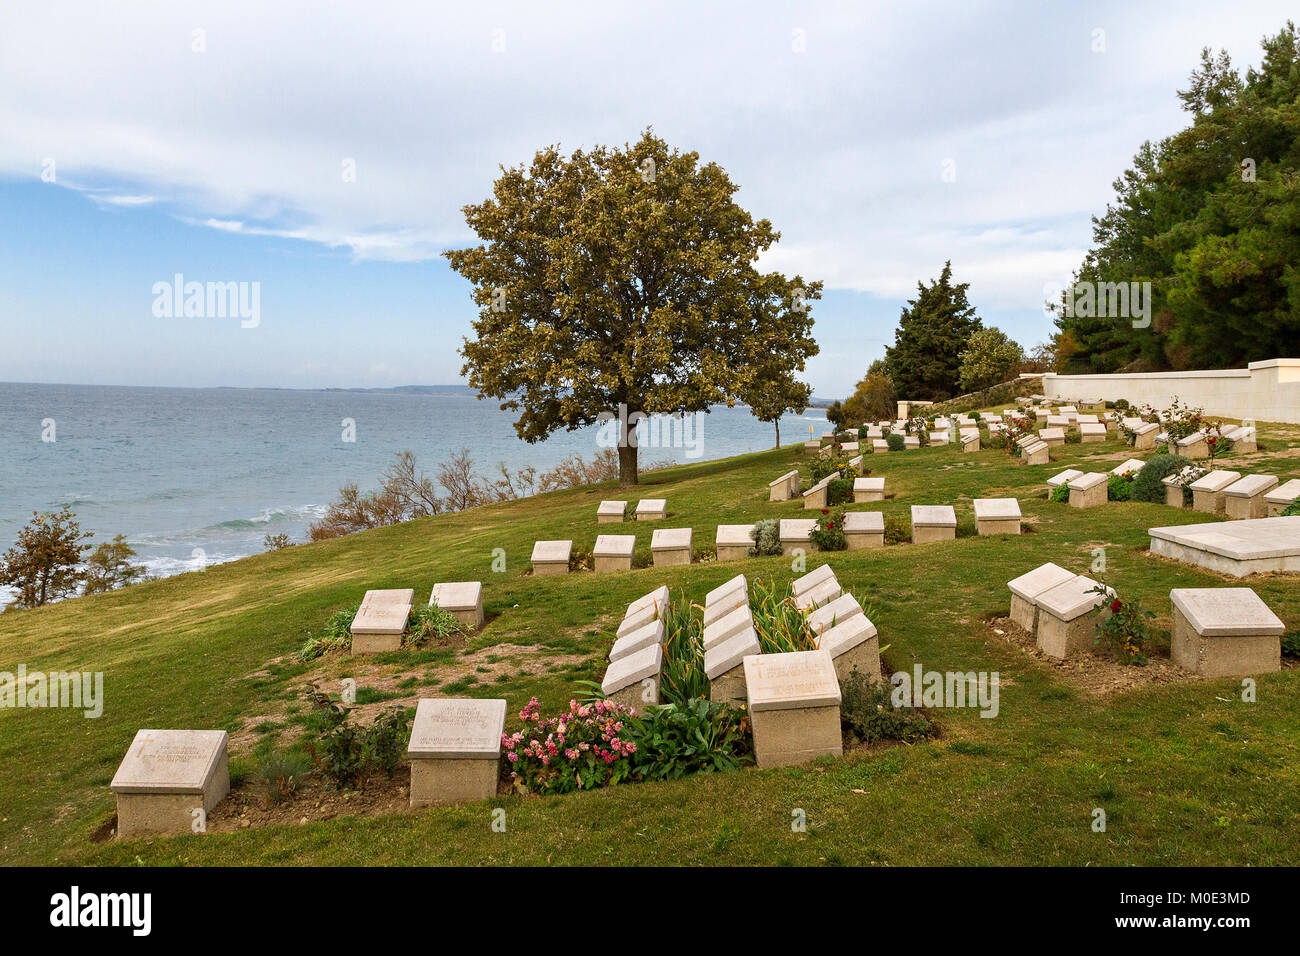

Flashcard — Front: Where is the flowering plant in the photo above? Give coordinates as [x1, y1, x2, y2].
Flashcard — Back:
[502, 697, 637, 794]
[1090, 584, 1152, 666]
[810, 507, 847, 551]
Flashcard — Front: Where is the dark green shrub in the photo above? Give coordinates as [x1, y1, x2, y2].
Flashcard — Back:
[308, 701, 412, 790]
[1064, 430, 1082, 444]
[749, 518, 782, 556]
[1107, 474, 1133, 501]
[1283, 631, 1300, 657]
[857, 426, 868, 440]
[1282, 500, 1300, 517]
[1049, 484, 1069, 503]
[826, 477, 853, 505]
[885, 433, 905, 452]
[840, 670, 936, 744]
[625, 698, 753, 781]
[1131, 454, 1192, 503]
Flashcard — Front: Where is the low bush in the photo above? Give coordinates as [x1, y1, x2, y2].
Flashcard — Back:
[1283, 499, 1300, 517]
[885, 433, 906, 452]
[1283, 631, 1300, 657]
[749, 518, 782, 556]
[252, 745, 313, 805]
[625, 698, 752, 781]
[1049, 484, 1069, 503]
[840, 670, 936, 744]
[307, 701, 412, 789]
[298, 604, 361, 661]
[406, 604, 464, 647]
[884, 514, 910, 545]
[1131, 454, 1192, 503]
[826, 477, 854, 506]
[1107, 474, 1133, 502]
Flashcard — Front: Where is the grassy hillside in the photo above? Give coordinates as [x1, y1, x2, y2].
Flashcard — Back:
[3, 415, 1299, 866]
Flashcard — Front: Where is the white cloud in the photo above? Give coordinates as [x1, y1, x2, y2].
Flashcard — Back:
[1, 0, 1294, 303]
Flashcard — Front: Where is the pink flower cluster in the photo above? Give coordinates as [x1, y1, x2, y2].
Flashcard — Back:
[500, 698, 638, 792]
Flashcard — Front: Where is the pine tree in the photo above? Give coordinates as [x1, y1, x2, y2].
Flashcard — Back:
[884, 261, 982, 400]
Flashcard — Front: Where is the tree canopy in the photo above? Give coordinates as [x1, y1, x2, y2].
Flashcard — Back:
[959, 327, 1024, 391]
[446, 130, 820, 484]
[884, 261, 983, 401]
[1055, 22, 1300, 372]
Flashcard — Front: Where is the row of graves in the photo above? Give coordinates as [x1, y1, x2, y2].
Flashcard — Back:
[595, 498, 667, 522]
[600, 568, 880, 767]
[110, 694, 515, 836]
[350, 582, 484, 653]
[1008, 561, 1287, 676]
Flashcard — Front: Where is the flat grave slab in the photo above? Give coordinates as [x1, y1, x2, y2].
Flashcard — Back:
[1036, 575, 1112, 659]
[911, 505, 957, 543]
[430, 581, 484, 628]
[974, 497, 1022, 535]
[610, 615, 666, 662]
[635, 498, 667, 520]
[597, 500, 627, 522]
[817, 614, 880, 682]
[743, 650, 843, 767]
[593, 534, 637, 573]
[715, 523, 756, 561]
[853, 476, 885, 501]
[111, 729, 230, 838]
[1007, 561, 1077, 632]
[1170, 587, 1284, 677]
[531, 539, 572, 576]
[601, 643, 662, 713]
[1223, 474, 1278, 520]
[1148, 516, 1300, 577]
[1265, 478, 1300, 515]
[408, 698, 506, 807]
[351, 588, 415, 653]
[704, 626, 760, 703]
[843, 509, 885, 550]
[650, 527, 692, 567]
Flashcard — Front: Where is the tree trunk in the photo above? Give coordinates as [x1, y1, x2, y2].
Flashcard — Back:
[617, 442, 639, 486]
[774, 419, 780, 448]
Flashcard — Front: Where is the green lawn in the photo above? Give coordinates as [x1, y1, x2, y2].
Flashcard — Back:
[2, 414, 1298, 866]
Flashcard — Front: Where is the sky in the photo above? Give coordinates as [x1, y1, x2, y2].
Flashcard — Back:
[0, 0, 1294, 398]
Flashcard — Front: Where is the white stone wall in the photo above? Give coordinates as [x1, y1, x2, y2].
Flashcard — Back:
[1042, 359, 1300, 424]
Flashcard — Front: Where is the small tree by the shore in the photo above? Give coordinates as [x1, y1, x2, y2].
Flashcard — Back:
[0, 508, 92, 609]
[446, 130, 820, 486]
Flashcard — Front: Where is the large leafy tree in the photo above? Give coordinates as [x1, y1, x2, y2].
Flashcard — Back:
[1056, 23, 1300, 372]
[446, 130, 821, 485]
[884, 261, 982, 401]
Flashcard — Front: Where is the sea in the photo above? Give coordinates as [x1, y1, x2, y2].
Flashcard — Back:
[0, 382, 827, 605]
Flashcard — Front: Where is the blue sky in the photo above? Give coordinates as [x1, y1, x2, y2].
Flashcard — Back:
[1, 1, 1294, 396]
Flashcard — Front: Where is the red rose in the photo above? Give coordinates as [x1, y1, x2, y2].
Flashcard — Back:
[821, 508, 829, 514]
[1110, 599, 1122, 613]
[826, 521, 834, 530]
